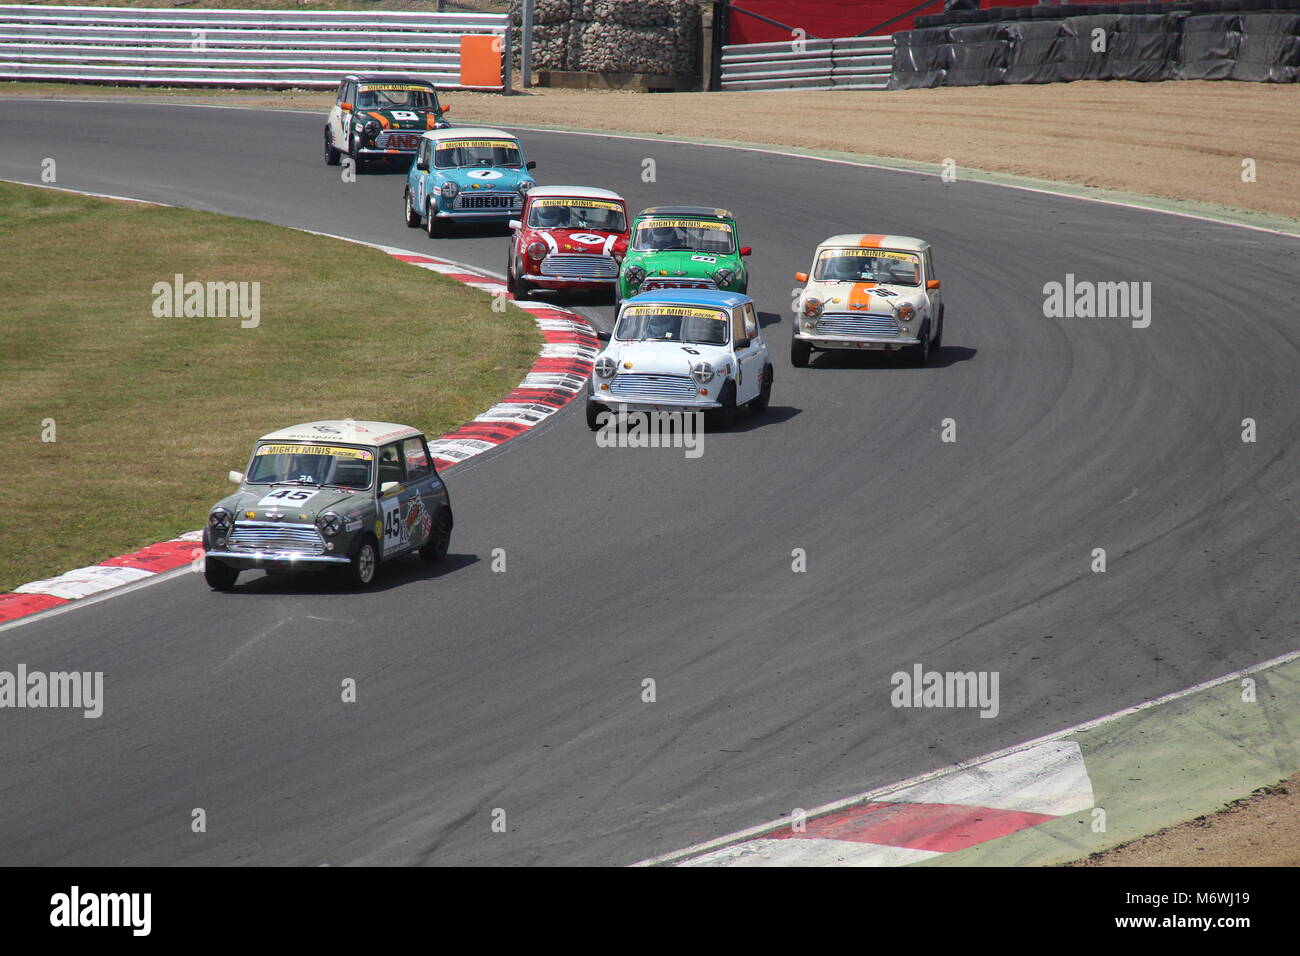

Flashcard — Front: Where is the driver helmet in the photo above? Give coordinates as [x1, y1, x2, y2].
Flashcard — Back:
[649, 225, 677, 248]
[645, 313, 678, 339]
[536, 204, 565, 228]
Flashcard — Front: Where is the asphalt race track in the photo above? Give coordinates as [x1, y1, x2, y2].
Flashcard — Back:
[0, 99, 1296, 865]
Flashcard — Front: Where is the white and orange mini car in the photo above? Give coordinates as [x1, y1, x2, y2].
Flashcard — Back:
[790, 234, 944, 367]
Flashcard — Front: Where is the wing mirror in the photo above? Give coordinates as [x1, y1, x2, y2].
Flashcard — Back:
[440, 104, 452, 114]
[794, 271, 808, 283]
[526, 160, 537, 170]
[416, 158, 429, 171]
[927, 279, 941, 290]
[508, 219, 522, 230]
[739, 246, 752, 257]
[381, 481, 400, 495]
[596, 329, 612, 342]
[228, 470, 244, 483]
[339, 102, 352, 112]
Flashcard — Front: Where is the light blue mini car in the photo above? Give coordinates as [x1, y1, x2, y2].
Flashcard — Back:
[404, 126, 536, 237]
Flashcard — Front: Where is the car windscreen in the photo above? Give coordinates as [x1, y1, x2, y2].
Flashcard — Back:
[631, 218, 734, 255]
[246, 443, 374, 489]
[615, 304, 730, 346]
[527, 198, 626, 232]
[355, 85, 439, 110]
[434, 139, 521, 169]
[813, 248, 921, 286]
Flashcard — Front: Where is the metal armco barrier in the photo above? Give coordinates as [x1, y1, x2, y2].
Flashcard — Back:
[0, 4, 512, 90]
[720, 35, 893, 90]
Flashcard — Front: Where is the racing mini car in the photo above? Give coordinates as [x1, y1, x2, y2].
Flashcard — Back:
[325, 74, 451, 170]
[202, 420, 453, 590]
[790, 234, 944, 367]
[404, 127, 536, 237]
[506, 186, 629, 299]
[588, 290, 773, 430]
[616, 206, 752, 308]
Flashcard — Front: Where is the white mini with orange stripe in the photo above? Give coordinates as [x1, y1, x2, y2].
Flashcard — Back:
[790, 234, 944, 367]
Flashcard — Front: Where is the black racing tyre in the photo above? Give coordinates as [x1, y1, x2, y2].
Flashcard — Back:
[404, 188, 421, 228]
[707, 382, 738, 431]
[419, 508, 453, 563]
[933, 309, 944, 351]
[790, 336, 811, 368]
[344, 536, 380, 589]
[911, 322, 932, 367]
[204, 557, 239, 591]
[324, 127, 341, 166]
[427, 202, 446, 238]
[586, 398, 606, 431]
[349, 136, 368, 172]
[748, 364, 773, 412]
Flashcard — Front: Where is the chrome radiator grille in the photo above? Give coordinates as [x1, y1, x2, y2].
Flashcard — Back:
[228, 522, 324, 554]
[608, 373, 699, 402]
[540, 254, 618, 278]
[817, 313, 899, 336]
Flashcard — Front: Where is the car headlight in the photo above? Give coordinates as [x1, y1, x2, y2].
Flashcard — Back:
[714, 268, 735, 287]
[625, 265, 646, 286]
[802, 297, 823, 318]
[690, 361, 716, 385]
[209, 508, 232, 531]
[316, 512, 342, 537]
[363, 119, 380, 143]
[896, 303, 916, 322]
[526, 240, 547, 261]
[595, 356, 617, 378]
[441, 180, 459, 198]
[517, 180, 533, 195]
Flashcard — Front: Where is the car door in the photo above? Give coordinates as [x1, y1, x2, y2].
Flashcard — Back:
[400, 436, 447, 549]
[923, 249, 941, 336]
[376, 441, 419, 559]
[329, 80, 348, 149]
[733, 303, 764, 402]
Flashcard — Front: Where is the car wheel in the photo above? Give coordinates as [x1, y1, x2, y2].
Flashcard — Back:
[510, 258, 531, 298]
[586, 398, 606, 431]
[790, 336, 811, 368]
[324, 127, 341, 166]
[349, 136, 368, 172]
[344, 536, 380, 589]
[707, 382, 737, 431]
[912, 322, 932, 366]
[404, 188, 421, 228]
[204, 557, 239, 591]
[933, 309, 944, 351]
[419, 508, 453, 563]
[426, 203, 445, 238]
[748, 364, 773, 412]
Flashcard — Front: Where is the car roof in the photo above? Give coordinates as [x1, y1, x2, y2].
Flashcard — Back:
[421, 126, 516, 142]
[258, 421, 422, 446]
[526, 185, 624, 202]
[624, 289, 749, 310]
[819, 234, 930, 252]
[347, 74, 437, 86]
[638, 205, 734, 221]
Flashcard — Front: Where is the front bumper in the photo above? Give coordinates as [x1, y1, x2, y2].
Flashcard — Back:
[590, 395, 722, 412]
[205, 550, 351, 569]
[793, 331, 922, 350]
[436, 208, 521, 220]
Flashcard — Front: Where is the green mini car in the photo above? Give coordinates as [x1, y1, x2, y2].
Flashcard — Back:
[616, 206, 752, 308]
[202, 420, 452, 590]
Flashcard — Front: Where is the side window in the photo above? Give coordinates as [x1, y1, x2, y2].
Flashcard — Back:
[731, 308, 747, 345]
[403, 437, 432, 480]
[924, 250, 935, 281]
[743, 303, 758, 338]
[377, 443, 405, 487]
[336, 80, 346, 104]
[345, 81, 357, 106]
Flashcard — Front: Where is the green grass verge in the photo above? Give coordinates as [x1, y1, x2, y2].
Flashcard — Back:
[0, 180, 537, 592]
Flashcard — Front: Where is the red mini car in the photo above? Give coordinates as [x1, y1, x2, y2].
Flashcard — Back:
[506, 186, 629, 299]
